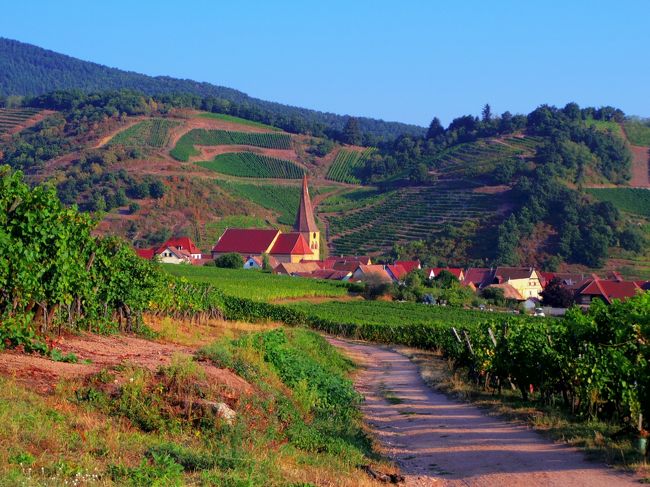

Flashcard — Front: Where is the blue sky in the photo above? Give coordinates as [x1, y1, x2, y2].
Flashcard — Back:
[3, 0, 649, 126]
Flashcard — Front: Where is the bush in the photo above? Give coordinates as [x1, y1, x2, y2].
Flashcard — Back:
[214, 253, 243, 269]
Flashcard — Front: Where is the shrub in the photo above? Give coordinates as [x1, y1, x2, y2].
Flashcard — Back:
[214, 253, 243, 269]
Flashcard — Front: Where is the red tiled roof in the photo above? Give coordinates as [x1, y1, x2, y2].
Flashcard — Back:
[135, 248, 155, 259]
[463, 268, 492, 287]
[332, 261, 360, 272]
[270, 233, 313, 256]
[386, 264, 408, 280]
[273, 262, 321, 275]
[494, 266, 536, 281]
[212, 229, 280, 254]
[485, 283, 524, 301]
[395, 260, 421, 273]
[430, 267, 464, 280]
[578, 278, 641, 304]
[155, 237, 201, 255]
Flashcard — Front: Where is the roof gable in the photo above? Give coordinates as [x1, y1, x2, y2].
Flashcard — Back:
[270, 233, 313, 255]
[212, 228, 280, 254]
[395, 260, 420, 273]
[157, 237, 201, 255]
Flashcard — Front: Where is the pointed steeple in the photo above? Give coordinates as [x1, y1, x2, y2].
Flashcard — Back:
[294, 175, 318, 233]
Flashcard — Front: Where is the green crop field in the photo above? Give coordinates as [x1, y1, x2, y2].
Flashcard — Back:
[216, 181, 336, 225]
[197, 152, 305, 179]
[289, 300, 511, 329]
[171, 129, 292, 161]
[586, 188, 650, 217]
[433, 135, 541, 179]
[0, 108, 40, 134]
[325, 185, 501, 255]
[326, 148, 376, 183]
[108, 118, 180, 147]
[162, 265, 348, 300]
[624, 120, 650, 146]
[197, 112, 282, 131]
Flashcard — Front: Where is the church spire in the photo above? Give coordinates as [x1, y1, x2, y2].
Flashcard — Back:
[294, 174, 318, 233]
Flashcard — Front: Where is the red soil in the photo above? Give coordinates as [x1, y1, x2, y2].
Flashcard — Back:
[629, 145, 649, 187]
[0, 332, 252, 396]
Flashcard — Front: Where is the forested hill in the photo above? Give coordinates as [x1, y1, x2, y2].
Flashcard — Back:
[0, 37, 425, 141]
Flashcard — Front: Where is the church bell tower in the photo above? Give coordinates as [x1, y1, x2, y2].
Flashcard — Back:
[293, 175, 320, 259]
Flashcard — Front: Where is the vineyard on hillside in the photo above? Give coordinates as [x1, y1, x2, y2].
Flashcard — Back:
[325, 185, 502, 255]
[108, 118, 180, 147]
[433, 135, 541, 179]
[216, 181, 335, 225]
[197, 152, 305, 179]
[0, 108, 41, 134]
[623, 120, 650, 146]
[586, 188, 650, 217]
[171, 129, 292, 161]
[326, 148, 376, 183]
[197, 112, 282, 131]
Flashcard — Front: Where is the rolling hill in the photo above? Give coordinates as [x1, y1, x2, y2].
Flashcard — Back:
[0, 37, 426, 141]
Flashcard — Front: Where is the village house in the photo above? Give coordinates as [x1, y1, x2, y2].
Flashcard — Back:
[575, 274, 643, 305]
[395, 260, 421, 273]
[487, 267, 544, 300]
[135, 236, 205, 265]
[351, 264, 393, 283]
[274, 261, 322, 276]
[243, 254, 279, 270]
[211, 175, 320, 264]
[427, 267, 465, 281]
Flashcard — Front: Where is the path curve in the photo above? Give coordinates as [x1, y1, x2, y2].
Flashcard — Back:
[328, 337, 640, 487]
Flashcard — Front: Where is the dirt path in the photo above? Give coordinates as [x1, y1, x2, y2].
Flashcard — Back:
[328, 338, 640, 487]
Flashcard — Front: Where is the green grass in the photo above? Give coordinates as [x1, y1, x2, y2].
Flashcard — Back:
[171, 129, 292, 161]
[108, 119, 181, 147]
[326, 148, 376, 184]
[216, 181, 335, 225]
[162, 265, 348, 301]
[197, 152, 305, 179]
[586, 188, 650, 217]
[585, 118, 624, 138]
[197, 112, 282, 131]
[624, 120, 650, 146]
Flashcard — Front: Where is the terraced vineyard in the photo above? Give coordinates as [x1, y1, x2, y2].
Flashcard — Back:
[171, 129, 292, 161]
[325, 185, 503, 254]
[0, 108, 40, 134]
[108, 118, 180, 147]
[326, 148, 376, 183]
[217, 181, 336, 225]
[197, 152, 305, 179]
[433, 135, 541, 179]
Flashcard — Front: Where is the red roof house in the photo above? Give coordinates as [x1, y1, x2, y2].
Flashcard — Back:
[135, 248, 155, 260]
[428, 267, 465, 281]
[212, 229, 281, 256]
[386, 264, 408, 281]
[395, 260, 421, 273]
[155, 237, 202, 258]
[463, 268, 493, 288]
[575, 275, 642, 305]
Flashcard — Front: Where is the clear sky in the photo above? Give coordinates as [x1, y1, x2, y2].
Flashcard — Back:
[3, 0, 649, 126]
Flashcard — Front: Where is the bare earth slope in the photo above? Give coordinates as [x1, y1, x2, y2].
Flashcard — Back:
[328, 337, 640, 487]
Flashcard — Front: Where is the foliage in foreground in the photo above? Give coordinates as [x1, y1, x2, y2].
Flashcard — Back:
[0, 331, 376, 486]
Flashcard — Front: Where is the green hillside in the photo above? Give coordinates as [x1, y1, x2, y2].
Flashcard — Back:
[197, 152, 305, 179]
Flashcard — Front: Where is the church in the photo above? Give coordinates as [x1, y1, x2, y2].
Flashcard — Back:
[211, 175, 321, 264]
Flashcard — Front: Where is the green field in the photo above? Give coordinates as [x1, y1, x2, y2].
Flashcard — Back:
[108, 118, 180, 147]
[433, 135, 541, 179]
[326, 185, 501, 255]
[162, 265, 348, 300]
[326, 148, 376, 183]
[197, 112, 282, 131]
[585, 118, 624, 138]
[217, 181, 335, 225]
[171, 129, 292, 161]
[623, 120, 650, 146]
[197, 152, 305, 179]
[0, 108, 40, 134]
[586, 188, 650, 217]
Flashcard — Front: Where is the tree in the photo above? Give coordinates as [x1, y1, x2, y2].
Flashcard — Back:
[342, 117, 362, 145]
[214, 252, 243, 269]
[540, 278, 574, 308]
[426, 117, 444, 139]
[481, 103, 492, 123]
[618, 227, 645, 253]
[149, 180, 166, 199]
